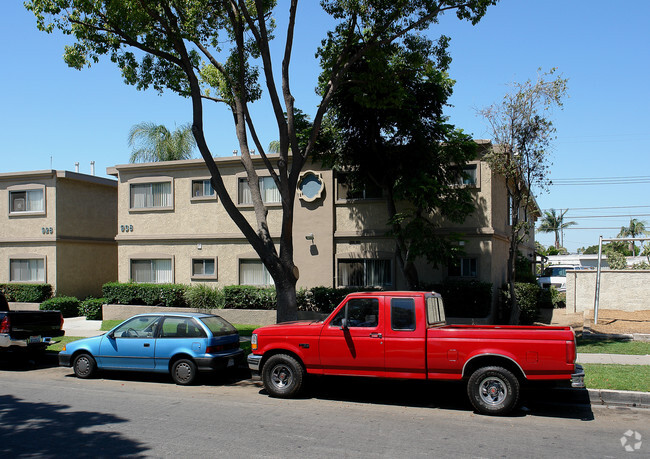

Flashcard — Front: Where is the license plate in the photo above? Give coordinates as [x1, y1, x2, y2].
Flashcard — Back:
[227, 358, 234, 368]
[29, 336, 42, 344]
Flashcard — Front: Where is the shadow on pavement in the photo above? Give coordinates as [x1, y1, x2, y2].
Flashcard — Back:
[0, 394, 148, 457]
[265, 376, 595, 420]
[0, 351, 60, 372]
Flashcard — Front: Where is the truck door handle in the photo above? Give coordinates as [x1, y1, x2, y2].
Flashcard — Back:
[369, 333, 382, 338]
[144, 343, 150, 347]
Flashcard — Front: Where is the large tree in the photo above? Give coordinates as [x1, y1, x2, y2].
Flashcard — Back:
[128, 122, 197, 162]
[536, 208, 576, 250]
[26, 0, 497, 322]
[320, 35, 476, 289]
[618, 218, 649, 255]
[479, 69, 568, 323]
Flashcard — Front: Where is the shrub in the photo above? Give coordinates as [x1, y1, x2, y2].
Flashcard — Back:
[223, 285, 276, 309]
[40, 296, 80, 318]
[184, 284, 225, 310]
[0, 283, 52, 303]
[433, 280, 493, 318]
[79, 297, 104, 320]
[102, 282, 188, 307]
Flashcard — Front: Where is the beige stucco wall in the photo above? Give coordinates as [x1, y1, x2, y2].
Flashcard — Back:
[567, 270, 650, 312]
[56, 240, 117, 298]
[0, 243, 57, 287]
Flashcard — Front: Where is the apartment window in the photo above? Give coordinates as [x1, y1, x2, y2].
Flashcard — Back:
[458, 165, 477, 186]
[238, 177, 280, 205]
[192, 179, 215, 199]
[192, 258, 217, 279]
[10, 258, 45, 282]
[338, 259, 391, 288]
[130, 182, 172, 209]
[336, 173, 382, 200]
[448, 257, 478, 278]
[9, 189, 44, 214]
[239, 260, 274, 286]
[131, 259, 173, 283]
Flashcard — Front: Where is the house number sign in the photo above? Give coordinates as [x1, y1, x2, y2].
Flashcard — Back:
[42, 227, 54, 234]
[120, 225, 134, 233]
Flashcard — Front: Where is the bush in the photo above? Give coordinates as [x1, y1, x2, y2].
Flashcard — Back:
[184, 284, 225, 310]
[223, 285, 276, 309]
[0, 283, 52, 303]
[102, 282, 188, 307]
[79, 297, 104, 320]
[40, 296, 80, 318]
[433, 280, 493, 318]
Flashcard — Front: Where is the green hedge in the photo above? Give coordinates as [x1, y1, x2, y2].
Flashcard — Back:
[79, 297, 105, 320]
[102, 282, 188, 307]
[0, 283, 52, 303]
[433, 280, 493, 318]
[184, 284, 225, 310]
[500, 283, 549, 325]
[223, 285, 277, 310]
[40, 296, 80, 318]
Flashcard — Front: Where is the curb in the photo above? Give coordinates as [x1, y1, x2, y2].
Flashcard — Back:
[587, 389, 650, 409]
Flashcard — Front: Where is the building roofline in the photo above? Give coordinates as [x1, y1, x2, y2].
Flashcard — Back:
[0, 169, 116, 187]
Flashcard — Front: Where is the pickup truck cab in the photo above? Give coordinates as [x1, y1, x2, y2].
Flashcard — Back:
[248, 291, 584, 415]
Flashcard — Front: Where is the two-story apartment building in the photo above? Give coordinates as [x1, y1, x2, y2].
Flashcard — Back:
[0, 170, 117, 298]
[106, 140, 538, 298]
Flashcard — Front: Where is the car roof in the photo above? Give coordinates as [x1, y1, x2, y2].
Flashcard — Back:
[130, 312, 216, 319]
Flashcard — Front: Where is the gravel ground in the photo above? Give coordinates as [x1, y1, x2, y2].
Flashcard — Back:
[585, 309, 650, 335]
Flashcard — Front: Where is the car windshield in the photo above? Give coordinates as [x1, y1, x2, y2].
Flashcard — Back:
[543, 267, 571, 277]
[199, 316, 237, 336]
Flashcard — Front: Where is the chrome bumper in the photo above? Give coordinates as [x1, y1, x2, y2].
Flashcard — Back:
[571, 364, 585, 388]
[247, 353, 262, 372]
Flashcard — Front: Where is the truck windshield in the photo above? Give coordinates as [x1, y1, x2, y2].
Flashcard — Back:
[543, 267, 570, 277]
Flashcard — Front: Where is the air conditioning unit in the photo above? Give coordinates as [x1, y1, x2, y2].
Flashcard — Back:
[13, 198, 26, 212]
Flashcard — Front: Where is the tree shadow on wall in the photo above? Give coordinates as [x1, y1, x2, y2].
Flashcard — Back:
[0, 394, 149, 457]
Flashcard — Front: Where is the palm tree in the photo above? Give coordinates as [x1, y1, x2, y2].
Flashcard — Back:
[536, 209, 577, 249]
[618, 218, 649, 255]
[128, 122, 196, 163]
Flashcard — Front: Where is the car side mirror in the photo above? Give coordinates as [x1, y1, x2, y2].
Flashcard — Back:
[107, 331, 115, 339]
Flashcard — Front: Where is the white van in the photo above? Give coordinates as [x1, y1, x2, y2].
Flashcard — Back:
[537, 264, 583, 292]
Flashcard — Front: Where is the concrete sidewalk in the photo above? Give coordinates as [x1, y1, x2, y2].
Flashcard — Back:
[62, 317, 103, 338]
[577, 353, 650, 365]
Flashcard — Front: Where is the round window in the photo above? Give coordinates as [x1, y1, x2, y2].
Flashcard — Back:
[298, 171, 324, 202]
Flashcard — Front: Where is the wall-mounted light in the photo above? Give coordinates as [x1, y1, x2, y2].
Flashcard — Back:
[305, 233, 315, 241]
[197, 243, 202, 250]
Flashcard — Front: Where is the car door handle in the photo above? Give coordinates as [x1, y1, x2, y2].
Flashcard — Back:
[143, 343, 150, 347]
[369, 333, 382, 338]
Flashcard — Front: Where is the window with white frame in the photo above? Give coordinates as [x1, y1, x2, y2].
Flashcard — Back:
[338, 259, 392, 287]
[130, 182, 172, 209]
[192, 258, 217, 279]
[239, 260, 274, 285]
[130, 259, 173, 283]
[10, 258, 45, 282]
[238, 177, 280, 204]
[448, 257, 478, 278]
[191, 179, 215, 198]
[9, 189, 44, 214]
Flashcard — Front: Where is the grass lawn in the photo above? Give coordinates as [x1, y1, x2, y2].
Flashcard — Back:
[583, 363, 650, 392]
[47, 336, 84, 352]
[577, 338, 650, 355]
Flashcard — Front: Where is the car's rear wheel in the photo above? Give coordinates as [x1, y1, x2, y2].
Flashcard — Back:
[467, 366, 520, 416]
[262, 354, 304, 398]
[171, 358, 197, 385]
[73, 353, 97, 379]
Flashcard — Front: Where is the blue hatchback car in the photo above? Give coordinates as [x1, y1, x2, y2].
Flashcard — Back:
[59, 312, 244, 385]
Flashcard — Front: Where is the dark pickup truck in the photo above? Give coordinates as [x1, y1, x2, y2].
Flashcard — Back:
[0, 293, 65, 352]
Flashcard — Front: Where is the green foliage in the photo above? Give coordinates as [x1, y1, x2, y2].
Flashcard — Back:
[79, 298, 105, 320]
[40, 296, 80, 318]
[128, 122, 197, 163]
[604, 249, 627, 270]
[500, 283, 548, 324]
[0, 284, 53, 303]
[631, 261, 650, 270]
[515, 252, 537, 283]
[433, 280, 493, 318]
[184, 284, 225, 310]
[102, 282, 188, 307]
[536, 209, 577, 249]
[222, 285, 277, 310]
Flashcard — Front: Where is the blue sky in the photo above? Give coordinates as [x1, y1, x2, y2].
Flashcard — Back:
[1, 1, 648, 253]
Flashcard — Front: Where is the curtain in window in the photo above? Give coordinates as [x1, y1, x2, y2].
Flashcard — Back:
[152, 259, 172, 283]
[240, 260, 273, 285]
[152, 182, 171, 207]
[366, 259, 391, 287]
[239, 179, 253, 204]
[131, 184, 148, 208]
[10, 259, 44, 282]
[26, 190, 44, 211]
[204, 181, 214, 196]
[131, 260, 152, 282]
[261, 177, 280, 203]
[338, 260, 364, 287]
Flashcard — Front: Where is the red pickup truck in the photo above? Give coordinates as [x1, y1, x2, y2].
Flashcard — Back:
[247, 291, 584, 415]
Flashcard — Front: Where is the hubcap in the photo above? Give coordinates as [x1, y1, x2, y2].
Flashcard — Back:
[270, 364, 292, 389]
[176, 363, 192, 382]
[76, 357, 90, 376]
[479, 376, 507, 405]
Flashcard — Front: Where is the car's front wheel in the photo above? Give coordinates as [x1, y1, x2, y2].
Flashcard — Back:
[73, 353, 97, 379]
[467, 366, 520, 415]
[262, 354, 305, 398]
[171, 358, 197, 385]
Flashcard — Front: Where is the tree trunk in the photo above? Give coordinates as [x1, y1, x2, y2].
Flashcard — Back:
[275, 276, 298, 323]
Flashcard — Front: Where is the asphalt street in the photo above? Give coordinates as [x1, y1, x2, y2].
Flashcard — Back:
[0, 356, 648, 458]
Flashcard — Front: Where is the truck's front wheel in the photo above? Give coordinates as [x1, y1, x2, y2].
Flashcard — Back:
[467, 366, 520, 416]
[262, 354, 304, 398]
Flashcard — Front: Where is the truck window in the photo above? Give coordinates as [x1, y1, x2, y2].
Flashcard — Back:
[391, 298, 416, 331]
[426, 296, 445, 325]
[330, 298, 379, 328]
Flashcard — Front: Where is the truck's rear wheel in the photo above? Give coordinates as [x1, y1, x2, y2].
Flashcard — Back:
[262, 354, 304, 398]
[467, 366, 519, 416]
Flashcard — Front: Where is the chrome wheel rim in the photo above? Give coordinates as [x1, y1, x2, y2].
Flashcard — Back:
[174, 362, 192, 383]
[270, 364, 293, 389]
[479, 376, 508, 406]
